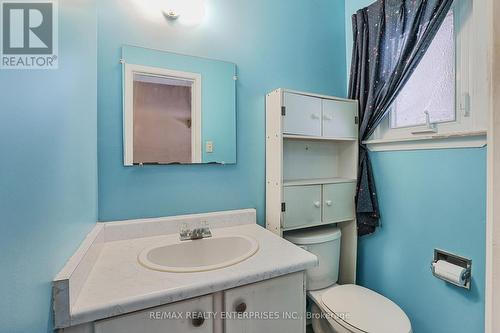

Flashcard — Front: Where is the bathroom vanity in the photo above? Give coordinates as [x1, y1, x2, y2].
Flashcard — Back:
[53, 209, 317, 333]
[93, 273, 304, 333]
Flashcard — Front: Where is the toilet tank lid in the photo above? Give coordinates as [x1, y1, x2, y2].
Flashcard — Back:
[284, 226, 341, 245]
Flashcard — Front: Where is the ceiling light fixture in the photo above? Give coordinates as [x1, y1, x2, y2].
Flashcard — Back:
[163, 9, 179, 20]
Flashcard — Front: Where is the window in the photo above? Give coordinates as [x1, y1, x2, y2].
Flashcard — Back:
[366, 0, 487, 151]
[390, 11, 455, 129]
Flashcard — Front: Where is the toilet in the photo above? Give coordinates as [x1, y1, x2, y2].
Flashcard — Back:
[285, 226, 412, 333]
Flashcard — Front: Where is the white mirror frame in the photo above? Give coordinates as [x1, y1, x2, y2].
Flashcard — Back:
[123, 63, 202, 166]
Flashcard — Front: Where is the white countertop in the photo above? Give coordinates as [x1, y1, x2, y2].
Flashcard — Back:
[53, 210, 317, 328]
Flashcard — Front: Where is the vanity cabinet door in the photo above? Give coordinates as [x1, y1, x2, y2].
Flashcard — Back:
[322, 182, 356, 223]
[283, 92, 322, 136]
[283, 185, 322, 230]
[322, 99, 358, 139]
[94, 295, 213, 333]
[223, 272, 306, 333]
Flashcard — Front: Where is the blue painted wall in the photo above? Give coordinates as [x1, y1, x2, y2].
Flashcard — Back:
[345, 1, 486, 332]
[362, 149, 486, 333]
[0, 1, 97, 333]
[97, 0, 347, 222]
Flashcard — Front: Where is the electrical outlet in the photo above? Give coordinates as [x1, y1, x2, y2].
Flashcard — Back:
[205, 141, 213, 153]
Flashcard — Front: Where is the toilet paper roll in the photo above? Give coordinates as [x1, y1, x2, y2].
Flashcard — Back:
[432, 260, 467, 285]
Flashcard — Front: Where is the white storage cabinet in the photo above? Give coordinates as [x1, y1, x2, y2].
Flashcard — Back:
[266, 88, 359, 284]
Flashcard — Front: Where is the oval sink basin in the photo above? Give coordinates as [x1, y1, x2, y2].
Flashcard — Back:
[138, 235, 259, 272]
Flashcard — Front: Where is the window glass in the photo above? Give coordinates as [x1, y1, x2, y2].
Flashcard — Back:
[390, 11, 455, 129]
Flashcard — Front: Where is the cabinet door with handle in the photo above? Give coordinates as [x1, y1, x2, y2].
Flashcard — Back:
[94, 295, 213, 333]
[322, 182, 356, 223]
[223, 272, 305, 333]
[283, 185, 322, 230]
[283, 92, 322, 136]
[322, 99, 358, 139]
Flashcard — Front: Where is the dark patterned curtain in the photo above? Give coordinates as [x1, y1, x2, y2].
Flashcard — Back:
[349, 0, 454, 236]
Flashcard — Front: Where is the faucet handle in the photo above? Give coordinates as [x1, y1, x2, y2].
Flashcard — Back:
[200, 221, 212, 237]
[179, 223, 190, 236]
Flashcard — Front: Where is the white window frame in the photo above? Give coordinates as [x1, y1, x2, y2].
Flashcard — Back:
[123, 63, 202, 165]
[486, 0, 499, 331]
[364, 0, 487, 152]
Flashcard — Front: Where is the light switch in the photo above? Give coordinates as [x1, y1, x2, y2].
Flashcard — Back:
[205, 141, 213, 153]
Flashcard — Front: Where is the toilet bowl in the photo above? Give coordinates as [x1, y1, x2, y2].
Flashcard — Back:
[285, 226, 412, 333]
[309, 284, 412, 333]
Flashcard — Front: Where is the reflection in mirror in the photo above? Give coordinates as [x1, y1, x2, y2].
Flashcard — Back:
[132, 72, 200, 164]
[122, 45, 236, 166]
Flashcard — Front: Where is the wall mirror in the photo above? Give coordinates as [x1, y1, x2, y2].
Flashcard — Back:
[122, 45, 237, 165]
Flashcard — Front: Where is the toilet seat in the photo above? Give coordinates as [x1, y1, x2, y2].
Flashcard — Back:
[320, 284, 412, 333]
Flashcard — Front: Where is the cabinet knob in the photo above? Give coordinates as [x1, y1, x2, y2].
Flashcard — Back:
[311, 113, 320, 120]
[314, 201, 321, 208]
[325, 200, 333, 206]
[191, 314, 205, 327]
[235, 302, 247, 313]
[323, 115, 333, 121]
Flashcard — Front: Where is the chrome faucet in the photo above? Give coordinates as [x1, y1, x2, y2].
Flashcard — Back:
[179, 221, 212, 241]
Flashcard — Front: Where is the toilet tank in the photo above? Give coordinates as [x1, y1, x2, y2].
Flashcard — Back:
[285, 226, 341, 290]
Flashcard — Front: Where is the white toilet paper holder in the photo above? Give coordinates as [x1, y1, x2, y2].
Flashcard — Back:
[430, 249, 472, 290]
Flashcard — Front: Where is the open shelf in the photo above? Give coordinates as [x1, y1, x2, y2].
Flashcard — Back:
[283, 139, 357, 181]
[283, 134, 357, 142]
[283, 177, 356, 187]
